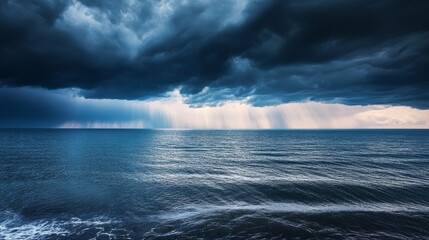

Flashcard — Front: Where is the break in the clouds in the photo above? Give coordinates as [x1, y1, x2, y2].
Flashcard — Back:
[1, 87, 429, 129]
[1, 0, 429, 108]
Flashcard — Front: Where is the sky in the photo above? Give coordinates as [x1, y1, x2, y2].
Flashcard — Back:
[1, 0, 428, 128]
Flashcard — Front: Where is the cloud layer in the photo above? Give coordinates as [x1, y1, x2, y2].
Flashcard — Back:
[1, 87, 428, 129]
[1, 0, 429, 108]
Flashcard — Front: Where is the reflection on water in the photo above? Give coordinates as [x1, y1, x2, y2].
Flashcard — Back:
[1, 130, 429, 239]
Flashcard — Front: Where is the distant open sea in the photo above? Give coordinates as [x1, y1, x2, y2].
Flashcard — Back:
[0, 129, 428, 239]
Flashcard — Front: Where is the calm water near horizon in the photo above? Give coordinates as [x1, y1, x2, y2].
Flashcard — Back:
[1, 129, 428, 239]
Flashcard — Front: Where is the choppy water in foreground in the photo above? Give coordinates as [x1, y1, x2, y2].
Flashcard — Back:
[0, 129, 428, 239]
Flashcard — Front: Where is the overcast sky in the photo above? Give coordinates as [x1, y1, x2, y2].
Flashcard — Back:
[1, 0, 428, 128]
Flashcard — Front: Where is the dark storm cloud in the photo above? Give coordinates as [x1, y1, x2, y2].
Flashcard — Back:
[1, 0, 428, 108]
[0, 87, 159, 128]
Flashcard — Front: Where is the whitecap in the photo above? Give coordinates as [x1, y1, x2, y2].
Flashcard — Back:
[0, 211, 124, 240]
[0, 211, 68, 240]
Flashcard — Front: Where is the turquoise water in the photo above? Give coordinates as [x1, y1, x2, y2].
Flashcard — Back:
[1, 130, 429, 239]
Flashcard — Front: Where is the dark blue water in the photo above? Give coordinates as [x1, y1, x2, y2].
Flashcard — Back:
[0, 130, 428, 239]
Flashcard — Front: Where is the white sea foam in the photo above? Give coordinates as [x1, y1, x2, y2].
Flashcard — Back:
[68, 216, 120, 227]
[0, 211, 121, 240]
[0, 211, 68, 240]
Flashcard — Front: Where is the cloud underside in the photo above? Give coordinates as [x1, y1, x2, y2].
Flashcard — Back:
[1, 87, 428, 129]
[1, 0, 429, 108]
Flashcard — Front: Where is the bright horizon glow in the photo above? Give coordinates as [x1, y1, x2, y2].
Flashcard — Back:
[56, 90, 429, 129]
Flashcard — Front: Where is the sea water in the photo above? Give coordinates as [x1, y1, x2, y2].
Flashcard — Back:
[0, 129, 428, 239]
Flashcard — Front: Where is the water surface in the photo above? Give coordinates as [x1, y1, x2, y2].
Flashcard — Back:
[1, 130, 428, 239]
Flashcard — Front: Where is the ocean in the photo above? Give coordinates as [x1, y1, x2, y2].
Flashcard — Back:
[0, 129, 428, 239]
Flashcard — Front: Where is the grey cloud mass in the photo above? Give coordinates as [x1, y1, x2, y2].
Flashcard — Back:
[1, 0, 429, 108]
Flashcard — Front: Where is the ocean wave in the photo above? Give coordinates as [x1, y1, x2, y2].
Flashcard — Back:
[157, 202, 429, 221]
[146, 202, 429, 239]
[0, 211, 127, 240]
[0, 211, 67, 240]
